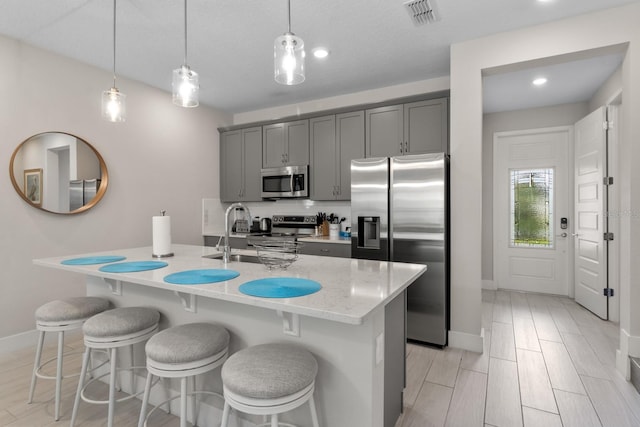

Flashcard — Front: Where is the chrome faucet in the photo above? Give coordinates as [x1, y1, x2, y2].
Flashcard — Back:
[223, 202, 252, 263]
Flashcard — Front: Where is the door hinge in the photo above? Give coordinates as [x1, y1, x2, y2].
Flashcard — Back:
[603, 121, 610, 130]
[603, 288, 614, 297]
[604, 232, 614, 241]
[603, 177, 614, 186]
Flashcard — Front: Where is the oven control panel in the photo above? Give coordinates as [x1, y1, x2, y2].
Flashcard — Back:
[272, 215, 317, 226]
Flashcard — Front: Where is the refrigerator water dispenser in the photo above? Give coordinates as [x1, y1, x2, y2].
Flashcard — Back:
[358, 216, 380, 249]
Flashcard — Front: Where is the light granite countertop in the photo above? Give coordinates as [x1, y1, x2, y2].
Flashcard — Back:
[34, 244, 425, 325]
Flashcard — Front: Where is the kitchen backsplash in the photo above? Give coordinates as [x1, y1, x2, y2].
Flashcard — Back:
[202, 198, 351, 236]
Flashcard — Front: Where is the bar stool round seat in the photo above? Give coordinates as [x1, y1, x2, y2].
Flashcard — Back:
[220, 343, 320, 427]
[28, 297, 110, 421]
[71, 307, 160, 427]
[138, 323, 230, 427]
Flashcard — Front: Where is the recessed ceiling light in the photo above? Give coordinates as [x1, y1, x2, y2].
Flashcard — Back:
[312, 47, 329, 59]
[532, 77, 548, 86]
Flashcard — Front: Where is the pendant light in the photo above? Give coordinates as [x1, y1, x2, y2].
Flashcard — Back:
[172, 0, 199, 107]
[274, 0, 305, 85]
[102, 0, 126, 122]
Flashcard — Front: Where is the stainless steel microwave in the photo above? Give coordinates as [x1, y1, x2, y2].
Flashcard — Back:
[261, 165, 309, 199]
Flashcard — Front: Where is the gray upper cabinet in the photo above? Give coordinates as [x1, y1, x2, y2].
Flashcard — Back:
[337, 111, 365, 199]
[366, 105, 403, 158]
[310, 115, 337, 200]
[220, 127, 262, 202]
[262, 120, 309, 168]
[404, 98, 448, 154]
[366, 98, 448, 157]
[310, 111, 364, 200]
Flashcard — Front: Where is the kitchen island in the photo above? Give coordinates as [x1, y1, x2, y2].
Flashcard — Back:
[34, 244, 426, 427]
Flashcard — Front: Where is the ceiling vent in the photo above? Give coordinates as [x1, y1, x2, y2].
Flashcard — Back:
[404, 0, 439, 25]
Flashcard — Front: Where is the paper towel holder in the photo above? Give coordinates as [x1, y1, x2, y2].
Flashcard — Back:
[153, 210, 174, 258]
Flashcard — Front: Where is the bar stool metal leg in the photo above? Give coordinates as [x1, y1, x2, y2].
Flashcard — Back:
[180, 377, 187, 427]
[107, 348, 117, 427]
[27, 330, 45, 404]
[70, 348, 92, 427]
[55, 331, 64, 420]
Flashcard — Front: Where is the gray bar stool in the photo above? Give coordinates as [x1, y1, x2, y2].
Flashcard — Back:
[28, 296, 110, 421]
[137, 322, 230, 427]
[70, 306, 160, 427]
[220, 343, 320, 427]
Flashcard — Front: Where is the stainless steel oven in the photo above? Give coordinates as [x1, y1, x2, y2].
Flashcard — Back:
[261, 165, 309, 199]
[246, 215, 316, 246]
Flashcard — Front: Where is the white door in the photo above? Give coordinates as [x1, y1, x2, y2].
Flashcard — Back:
[494, 127, 571, 295]
[574, 107, 609, 319]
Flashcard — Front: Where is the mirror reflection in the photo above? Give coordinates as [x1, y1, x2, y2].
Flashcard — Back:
[9, 132, 108, 214]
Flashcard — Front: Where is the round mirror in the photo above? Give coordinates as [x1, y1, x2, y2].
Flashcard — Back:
[9, 132, 108, 214]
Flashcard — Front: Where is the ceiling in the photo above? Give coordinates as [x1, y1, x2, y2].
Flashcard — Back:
[0, 0, 636, 114]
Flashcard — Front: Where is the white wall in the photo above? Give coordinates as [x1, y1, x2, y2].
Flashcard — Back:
[0, 35, 231, 343]
[450, 2, 640, 366]
[233, 77, 450, 125]
[589, 67, 623, 112]
[481, 102, 590, 284]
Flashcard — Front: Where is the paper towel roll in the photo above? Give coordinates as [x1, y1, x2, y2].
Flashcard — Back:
[152, 215, 172, 256]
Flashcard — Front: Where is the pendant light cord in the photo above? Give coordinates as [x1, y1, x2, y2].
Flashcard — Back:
[287, 0, 291, 33]
[112, 0, 117, 88]
[183, 0, 188, 66]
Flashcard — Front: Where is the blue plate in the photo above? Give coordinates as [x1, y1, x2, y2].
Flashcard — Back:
[99, 261, 168, 273]
[61, 255, 126, 265]
[164, 269, 240, 285]
[239, 277, 322, 298]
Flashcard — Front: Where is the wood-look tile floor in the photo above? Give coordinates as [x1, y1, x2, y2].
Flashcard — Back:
[396, 290, 640, 427]
[0, 332, 181, 426]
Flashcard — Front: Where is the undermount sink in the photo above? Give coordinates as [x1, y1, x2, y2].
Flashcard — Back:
[204, 253, 262, 264]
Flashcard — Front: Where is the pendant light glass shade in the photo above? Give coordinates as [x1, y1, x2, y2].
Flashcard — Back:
[274, 32, 305, 85]
[102, 87, 126, 122]
[102, 0, 125, 122]
[274, 0, 305, 85]
[173, 0, 199, 107]
[173, 65, 199, 107]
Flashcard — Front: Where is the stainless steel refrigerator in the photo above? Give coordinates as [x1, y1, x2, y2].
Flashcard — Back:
[351, 153, 449, 346]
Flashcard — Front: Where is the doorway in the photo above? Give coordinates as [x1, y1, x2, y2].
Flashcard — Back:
[493, 127, 571, 295]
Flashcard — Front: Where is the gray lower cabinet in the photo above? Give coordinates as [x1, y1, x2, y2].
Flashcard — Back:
[262, 120, 309, 168]
[366, 98, 448, 157]
[310, 111, 364, 200]
[203, 235, 248, 249]
[220, 127, 262, 202]
[299, 241, 351, 258]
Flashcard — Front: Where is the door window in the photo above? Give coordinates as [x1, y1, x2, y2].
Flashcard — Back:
[510, 168, 554, 248]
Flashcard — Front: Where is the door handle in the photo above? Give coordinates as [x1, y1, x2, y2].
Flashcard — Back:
[556, 233, 568, 238]
[571, 233, 580, 237]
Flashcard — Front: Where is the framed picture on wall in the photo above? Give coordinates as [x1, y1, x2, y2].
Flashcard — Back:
[24, 168, 43, 206]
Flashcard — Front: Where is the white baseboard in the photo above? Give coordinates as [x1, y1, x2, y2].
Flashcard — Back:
[0, 328, 83, 355]
[0, 329, 41, 354]
[617, 349, 630, 380]
[482, 280, 497, 290]
[448, 328, 484, 353]
[616, 327, 634, 380]
[627, 329, 640, 358]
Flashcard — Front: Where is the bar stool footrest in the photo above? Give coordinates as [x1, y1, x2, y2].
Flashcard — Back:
[80, 366, 155, 405]
[141, 391, 224, 427]
[35, 348, 109, 381]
